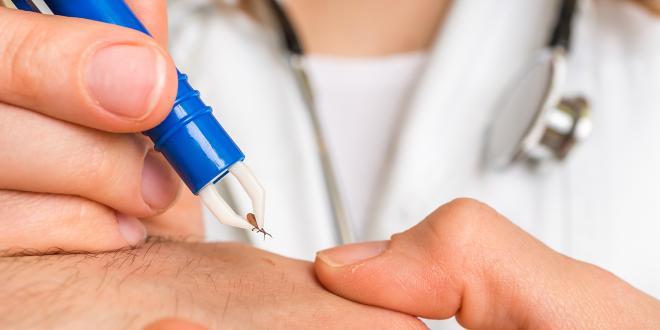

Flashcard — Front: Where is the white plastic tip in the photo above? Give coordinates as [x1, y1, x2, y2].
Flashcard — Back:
[199, 162, 266, 231]
[229, 162, 266, 228]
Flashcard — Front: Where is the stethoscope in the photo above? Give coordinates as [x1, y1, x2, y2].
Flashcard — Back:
[484, 0, 592, 169]
[0, 0, 591, 245]
[251, 0, 591, 244]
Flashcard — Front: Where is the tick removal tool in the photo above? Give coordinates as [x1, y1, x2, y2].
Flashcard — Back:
[11, 0, 267, 235]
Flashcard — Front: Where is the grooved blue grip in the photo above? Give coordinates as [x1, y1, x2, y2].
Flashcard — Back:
[42, 0, 245, 193]
[145, 72, 245, 193]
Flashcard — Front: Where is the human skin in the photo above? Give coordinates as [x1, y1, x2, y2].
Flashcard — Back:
[1, 0, 657, 257]
[284, 0, 659, 57]
[0, 240, 423, 330]
[284, 0, 451, 56]
[0, 0, 204, 255]
[316, 199, 660, 329]
[143, 318, 208, 330]
[2, 1, 660, 329]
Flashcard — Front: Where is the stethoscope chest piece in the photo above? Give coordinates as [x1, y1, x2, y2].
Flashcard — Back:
[485, 49, 592, 169]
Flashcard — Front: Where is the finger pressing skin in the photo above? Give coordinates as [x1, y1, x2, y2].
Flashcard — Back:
[0, 241, 426, 329]
[315, 198, 660, 329]
[125, 0, 169, 47]
[0, 7, 177, 133]
[0, 190, 146, 254]
[0, 104, 180, 217]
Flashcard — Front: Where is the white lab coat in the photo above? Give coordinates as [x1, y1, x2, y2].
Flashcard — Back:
[169, 0, 660, 312]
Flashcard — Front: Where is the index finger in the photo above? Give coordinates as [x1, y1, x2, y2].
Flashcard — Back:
[126, 0, 169, 47]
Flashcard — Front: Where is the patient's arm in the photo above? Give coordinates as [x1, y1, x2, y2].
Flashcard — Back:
[0, 240, 422, 330]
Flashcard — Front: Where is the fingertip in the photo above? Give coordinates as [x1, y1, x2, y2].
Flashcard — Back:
[141, 151, 181, 212]
[0, 9, 177, 133]
[116, 213, 147, 247]
[105, 42, 177, 133]
[314, 237, 461, 320]
[82, 35, 177, 133]
[134, 45, 178, 131]
[314, 241, 389, 295]
[316, 241, 388, 268]
[141, 187, 205, 239]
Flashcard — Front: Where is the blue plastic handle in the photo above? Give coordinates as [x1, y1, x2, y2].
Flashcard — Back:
[41, 0, 245, 194]
[12, 0, 38, 11]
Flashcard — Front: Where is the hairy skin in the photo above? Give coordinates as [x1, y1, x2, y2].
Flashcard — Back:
[0, 239, 423, 330]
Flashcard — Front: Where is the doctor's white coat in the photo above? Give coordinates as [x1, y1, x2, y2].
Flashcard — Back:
[168, 0, 660, 310]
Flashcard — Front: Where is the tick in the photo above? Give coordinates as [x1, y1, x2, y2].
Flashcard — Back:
[247, 213, 272, 239]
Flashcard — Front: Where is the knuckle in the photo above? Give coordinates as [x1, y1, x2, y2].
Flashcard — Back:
[60, 197, 120, 249]
[439, 198, 497, 230]
[68, 132, 113, 187]
[82, 134, 146, 193]
[0, 17, 51, 99]
[424, 198, 499, 261]
[430, 198, 491, 235]
[64, 197, 115, 233]
[446, 197, 491, 215]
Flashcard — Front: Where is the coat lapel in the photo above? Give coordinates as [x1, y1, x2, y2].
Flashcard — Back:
[171, 0, 560, 255]
[170, 4, 339, 260]
[365, 0, 559, 240]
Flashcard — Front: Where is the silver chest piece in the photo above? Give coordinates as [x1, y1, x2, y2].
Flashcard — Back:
[485, 49, 592, 169]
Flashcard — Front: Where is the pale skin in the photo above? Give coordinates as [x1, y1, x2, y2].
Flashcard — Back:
[0, 0, 659, 329]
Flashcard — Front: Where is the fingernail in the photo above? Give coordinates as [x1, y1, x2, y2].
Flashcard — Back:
[142, 151, 179, 211]
[86, 44, 165, 119]
[117, 213, 147, 246]
[317, 241, 388, 267]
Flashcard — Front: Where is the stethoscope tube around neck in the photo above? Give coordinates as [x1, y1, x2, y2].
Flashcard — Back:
[262, 0, 583, 244]
[265, 0, 356, 244]
[549, 0, 578, 51]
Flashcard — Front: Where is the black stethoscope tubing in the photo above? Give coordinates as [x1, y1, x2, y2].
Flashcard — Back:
[550, 0, 578, 51]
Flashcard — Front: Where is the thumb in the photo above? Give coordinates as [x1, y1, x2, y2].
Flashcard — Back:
[314, 199, 660, 329]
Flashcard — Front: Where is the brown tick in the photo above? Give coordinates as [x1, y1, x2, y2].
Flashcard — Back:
[246, 213, 272, 239]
